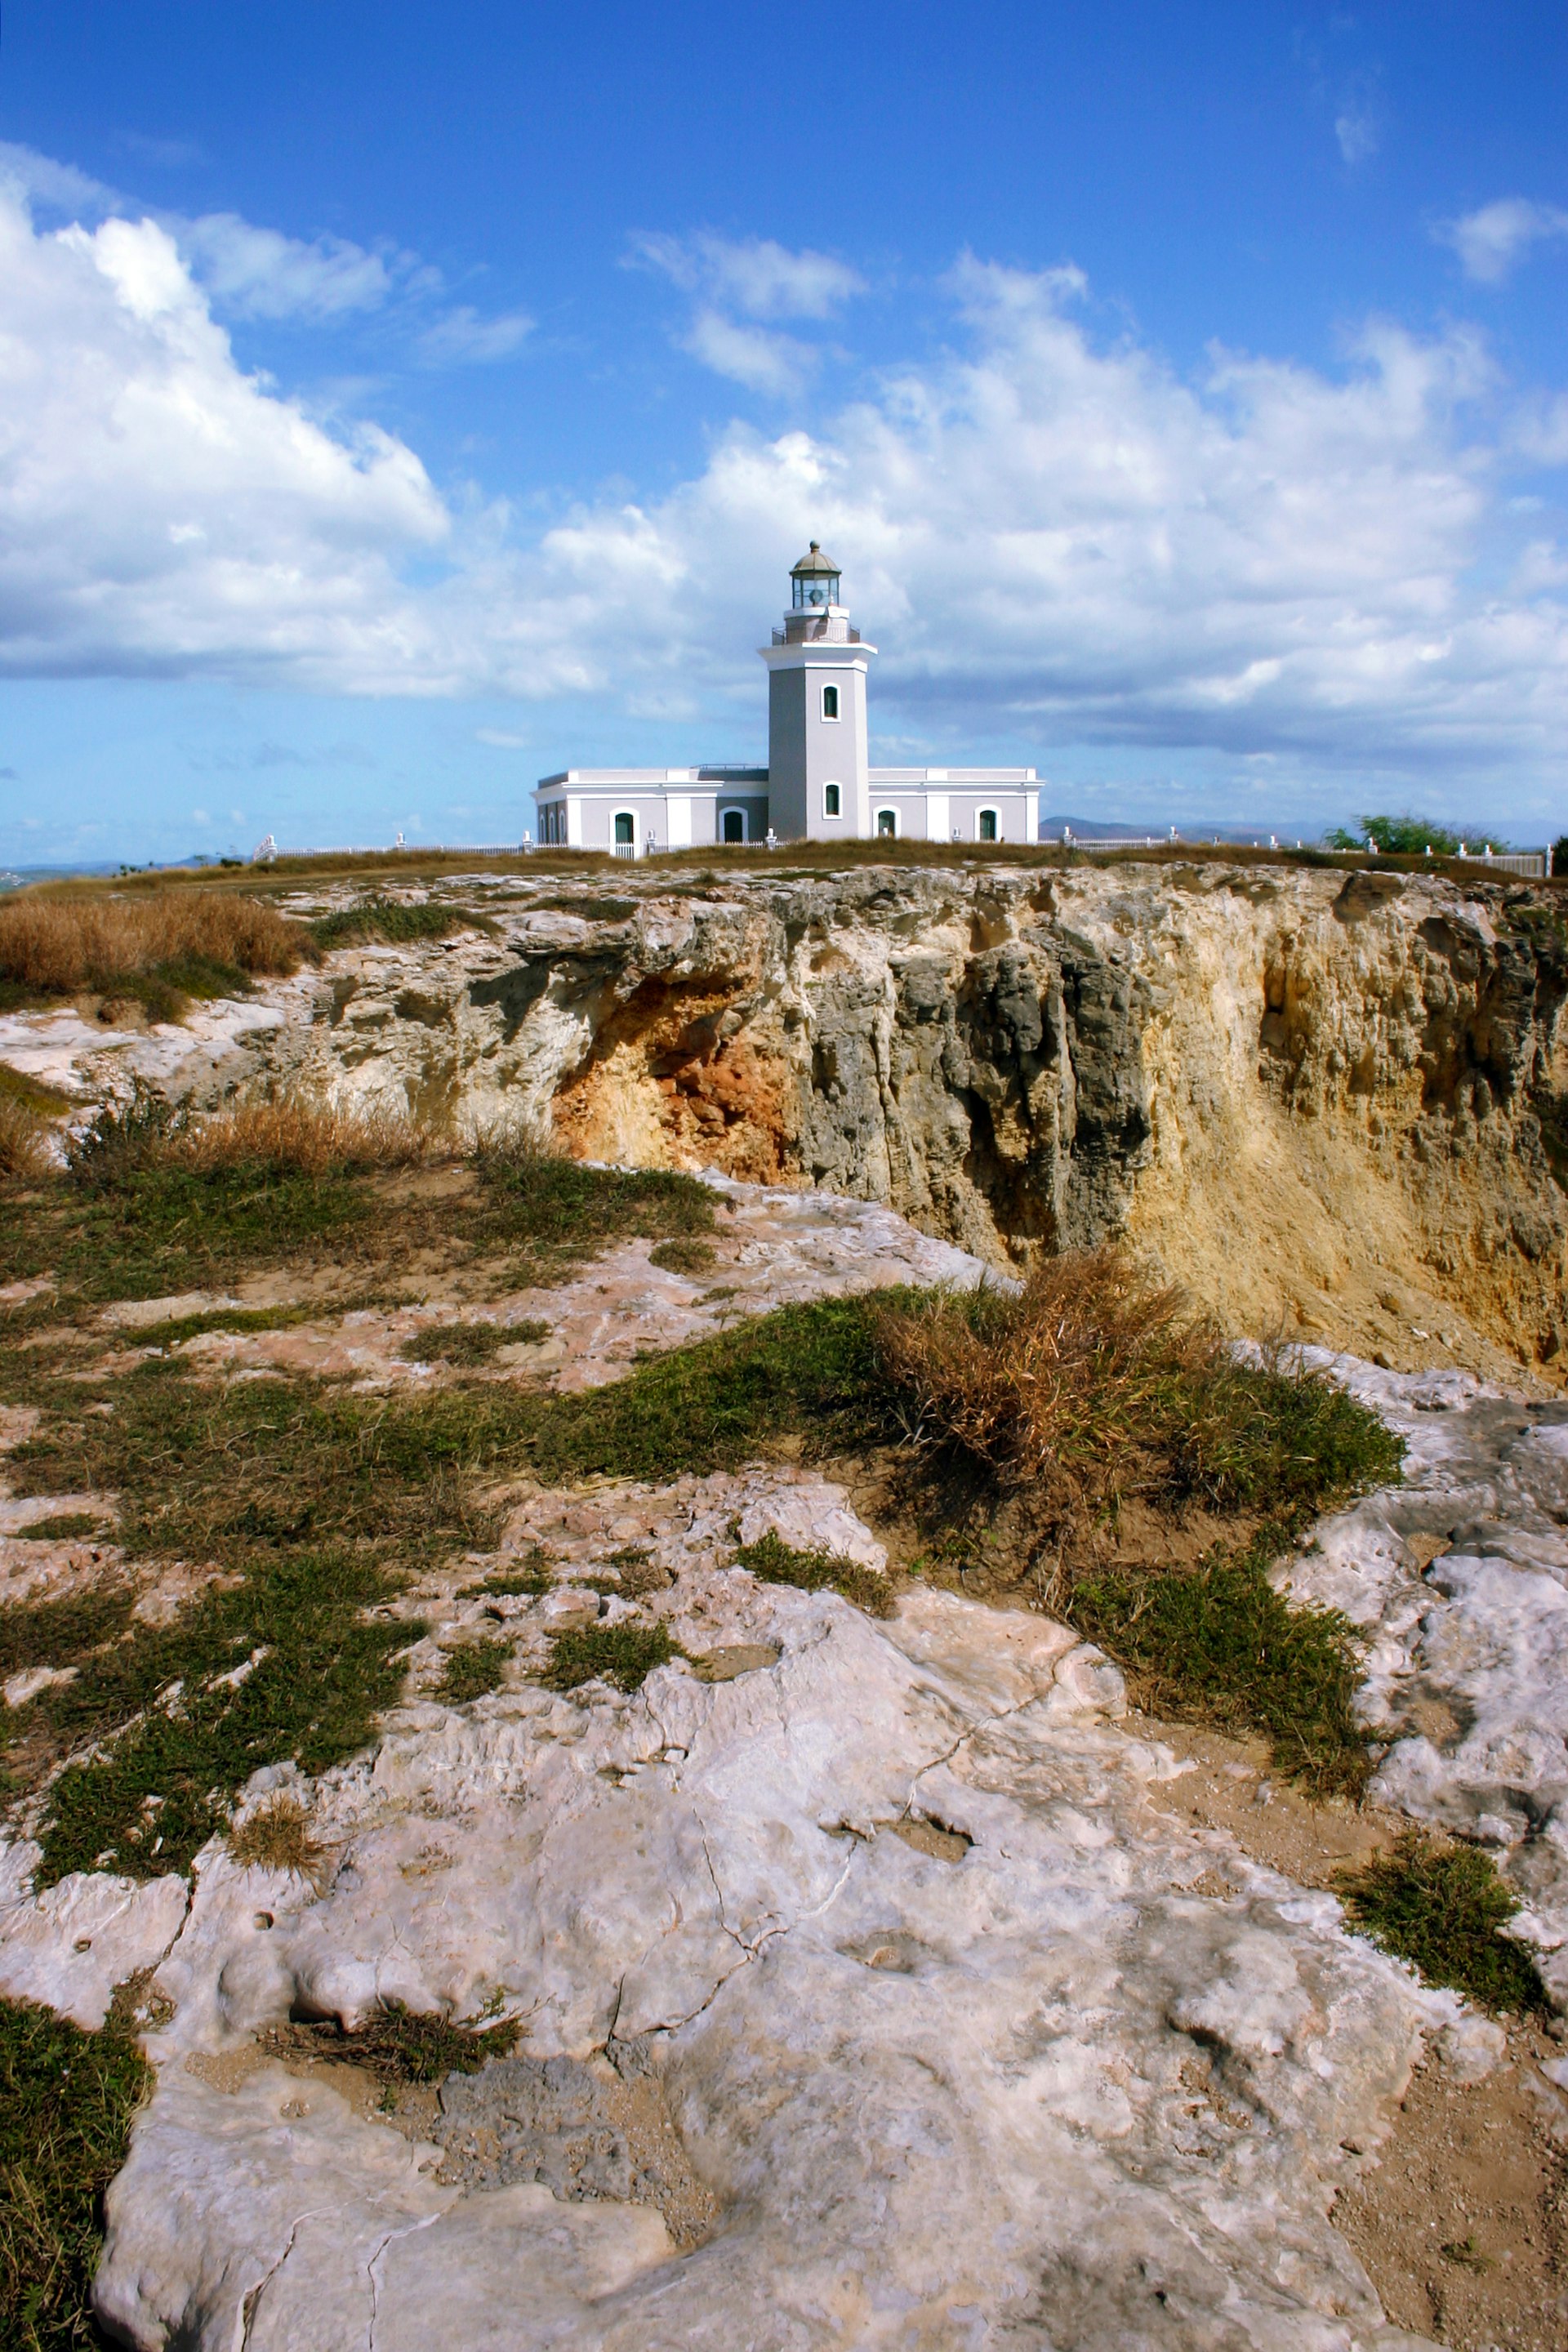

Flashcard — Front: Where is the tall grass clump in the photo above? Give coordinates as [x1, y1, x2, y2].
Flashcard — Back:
[0, 890, 310, 1018]
[0, 1095, 51, 1180]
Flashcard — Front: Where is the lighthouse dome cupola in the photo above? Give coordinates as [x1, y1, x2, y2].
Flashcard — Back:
[790, 541, 841, 611]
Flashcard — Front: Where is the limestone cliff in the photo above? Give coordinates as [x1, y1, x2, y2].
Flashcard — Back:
[227, 862, 1566, 1379]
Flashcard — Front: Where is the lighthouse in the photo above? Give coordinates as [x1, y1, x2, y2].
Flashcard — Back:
[532, 544, 1036, 851]
[759, 543, 877, 841]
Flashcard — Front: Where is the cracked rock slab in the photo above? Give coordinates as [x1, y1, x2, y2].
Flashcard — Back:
[77, 1469, 1452, 2350]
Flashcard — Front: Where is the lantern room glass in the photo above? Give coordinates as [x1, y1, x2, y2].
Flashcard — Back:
[792, 568, 840, 609]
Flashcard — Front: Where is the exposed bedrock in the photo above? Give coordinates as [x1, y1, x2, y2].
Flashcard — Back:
[19, 860, 1568, 1370]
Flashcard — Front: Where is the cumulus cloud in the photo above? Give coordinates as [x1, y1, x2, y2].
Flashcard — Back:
[0, 179, 449, 686]
[3, 163, 1568, 792]
[1439, 197, 1568, 284]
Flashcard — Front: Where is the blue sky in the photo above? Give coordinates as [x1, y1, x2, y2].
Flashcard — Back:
[2, 0, 1567, 862]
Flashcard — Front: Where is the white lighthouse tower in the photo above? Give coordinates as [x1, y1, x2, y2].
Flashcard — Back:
[759, 542, 877, 840]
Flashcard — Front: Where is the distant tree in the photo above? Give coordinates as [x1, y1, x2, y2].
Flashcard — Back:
[1325, 813, 1507, 858]
[1552, 835, 1568, 878]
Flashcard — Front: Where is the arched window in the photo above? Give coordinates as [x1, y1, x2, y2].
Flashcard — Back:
[613, 811, 636, 857]
[823, 783, 841, 818]
[821, 684, 840, 720]
[977, 808, 999, 843]
[876, 808, 898, 838]
[721, 808, 746, 844]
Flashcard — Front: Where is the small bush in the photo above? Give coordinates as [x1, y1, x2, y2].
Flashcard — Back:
[1335, 1832, 1547, 2015]
[733, 1529, 893, 1615]
[545, 1620, 675, 1694]
[1070, 1536, 1370, 1797]
[0, 1993, 152, 2352]
[436, 1637, 512, 1703]
[66, 1086, 443, 1193]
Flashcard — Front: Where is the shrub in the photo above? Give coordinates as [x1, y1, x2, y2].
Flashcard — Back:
[66, 1086, 443, 1192]
[1325, 814, 1505, 858]
[648, 1238, 718, 1276]
[1335, 1833, 1547, 2015]
[871, 1256, 1402, 1536]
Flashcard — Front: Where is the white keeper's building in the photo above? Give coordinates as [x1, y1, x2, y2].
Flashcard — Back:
[532, 544, 1037, 855]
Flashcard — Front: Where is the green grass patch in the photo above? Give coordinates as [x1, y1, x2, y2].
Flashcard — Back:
[545, 1620, 675, 1694]
[0, 1993, 152, 2352]
[1069, 1533, 1372, 1797]
[1335, 1832, 1547, 2015]
[0, 1588, 136, 1685]
[436, 1637, 512, 1703]
[733, 1529, 893, 1616]
[648, 1237, 718, 1276]
[400, 1319, 549, 1365]
[308, 897, 496, 951]
[11, 1514, 108, 1544]
[520, 1294, 885, 1483]
[35, 1544, 421, 1880]
[472, 1146, 719, 1277]
[461, 1549, 554, 1599]
[131, 1303, 325, 1348]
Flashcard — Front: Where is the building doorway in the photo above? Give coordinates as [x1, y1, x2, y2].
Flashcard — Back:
[613, 811, 637, 858]
[721, 808, 746, 844]
[876, 808, 898, 838]
[977, 808, 998, 842]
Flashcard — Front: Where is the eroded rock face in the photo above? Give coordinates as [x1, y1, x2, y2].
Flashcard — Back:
[9, 858, 1561, 1373]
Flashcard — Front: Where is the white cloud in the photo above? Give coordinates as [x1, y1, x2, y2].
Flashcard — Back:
[1438, 197, 1568, 285]
[5, 162, 1568, 797]
[417, 305, 533, 366]
[176, 213, 394, 320]
[630, 231, 863, 319]
[0, 180, 448, 687]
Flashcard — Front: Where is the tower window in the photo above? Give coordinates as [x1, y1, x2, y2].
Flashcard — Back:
[876, 808, 898, 839]
[977, 808, 999, 842]
[821, 684, 840, 720]
[823, 783, 841, 818]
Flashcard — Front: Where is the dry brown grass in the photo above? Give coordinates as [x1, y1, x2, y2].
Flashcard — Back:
[228, 1793, 324, 1877]
[172, 1097, 448, 1175]
[874, 1250, 1212, 1513]
[0, 1094, 51, 1179]
[0, 890, 310, 996]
